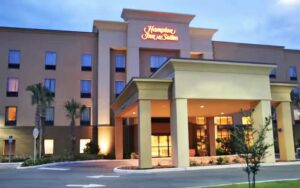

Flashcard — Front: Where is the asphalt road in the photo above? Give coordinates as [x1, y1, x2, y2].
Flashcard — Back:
[0, 161, 300, 188]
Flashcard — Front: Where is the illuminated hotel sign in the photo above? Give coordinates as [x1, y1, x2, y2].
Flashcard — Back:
[141, 25, 179, 41]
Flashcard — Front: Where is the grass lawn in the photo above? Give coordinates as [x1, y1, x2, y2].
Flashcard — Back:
[204, 180, 300, 188]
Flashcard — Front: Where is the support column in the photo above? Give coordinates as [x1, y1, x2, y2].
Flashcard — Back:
[252, 100, 276, 163]
[114, 117, 123, 159]
[138, 100, 152, 169]
[207, 117, 216, 156]
[276, 102, 296, 161]
[171, 98, 189, 168]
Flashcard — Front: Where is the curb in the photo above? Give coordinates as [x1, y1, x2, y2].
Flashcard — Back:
[16, 159, 130, 170]
[113, 161, 300, 174]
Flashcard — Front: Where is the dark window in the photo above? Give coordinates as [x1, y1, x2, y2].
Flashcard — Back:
[115, 54, 126, 72]
[269, 68, 276, 79]
[45, 52, 57, 70]
[289, 66, 297, 81]
[150, 55, 168, 72]
[4, 140, 16, 156]
[44, 79, 56, 97]
[115, 81, 125, 97]
[81, 80, 91, 98]
[81, 54, 92, 71]
[80, 107, 91, 126]
[8, 50, 20, 69]
[45, 107, 54, 126]
[6, 78, 19, 97]
[5, 106, 17, 126]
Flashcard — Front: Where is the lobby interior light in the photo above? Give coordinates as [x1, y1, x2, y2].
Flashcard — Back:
[200, 105, 205, 108]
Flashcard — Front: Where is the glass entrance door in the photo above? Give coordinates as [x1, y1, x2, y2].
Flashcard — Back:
[195, 126, 208, 156]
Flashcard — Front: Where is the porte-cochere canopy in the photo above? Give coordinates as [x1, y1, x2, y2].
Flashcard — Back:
[112, 58, 296, 169]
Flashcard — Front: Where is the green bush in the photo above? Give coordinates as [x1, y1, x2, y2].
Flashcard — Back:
[190, 160, 198, 166]
[0, 155, 29, 163]
[216, 157, 225, 165]
[22, 157, 54, 167]
[83, 141, 100, 155]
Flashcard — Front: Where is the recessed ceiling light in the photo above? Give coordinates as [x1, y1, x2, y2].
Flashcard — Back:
[221, 112, 224, 115]
[200, 105, 205, 108]
[132, 112, 136, 115]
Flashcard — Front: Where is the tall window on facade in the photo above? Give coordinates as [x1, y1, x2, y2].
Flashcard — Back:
[115, 54, 126, 72]
[44, 139, 54, 155]
[115, 81, 125, 97]
[44, 79, 56, 97]
[45, 51, 57, 70]
[215, 116, 233, 148]
[6, 78, 19, 97]
[289, 66, 297, 81]
[5, 106, 17, 126]
[151, 135, 171, 157]
[80, 107, 91, 126]
[45, 107, 54, 126]
[80, 80, 91, 98]
[150, 55, 168, 72]
[8, 50, 20, 69]
[269, 68, 276, 79]
[81, 54, 92, 71]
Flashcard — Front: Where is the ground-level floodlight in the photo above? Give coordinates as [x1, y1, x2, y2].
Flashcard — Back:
[32, 128, 39, 163]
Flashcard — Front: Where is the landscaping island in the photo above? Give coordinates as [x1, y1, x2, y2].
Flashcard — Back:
[202, 180, 300, 188]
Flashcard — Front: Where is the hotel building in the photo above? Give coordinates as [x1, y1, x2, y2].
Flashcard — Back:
[0, 9, 299, 168]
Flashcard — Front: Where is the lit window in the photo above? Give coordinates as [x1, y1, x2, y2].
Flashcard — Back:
[44, 139, 54, 155]
[80, 139, 91, 153]
[80, 107, 91, 126]
[214, 116, 233, 125]
[151, 135, 171, 157]
[81, 54, 92, 71]
[115, 54, 126, 72]
[269, 68, 276, 79]
[150, 56, 168, 72]
[8, 50, 20, 69]
[5, 106, 17, 126]
[6, 78, 19, 97]
[242, 116, 252, 125]
[44, 79, 56, 97]
[289, 66, 297, 81]
[115, 81, 125, 97]
[45, 107, 54, 126]
[45, 51, 57, 70]
[196, 117, 205, 125]
[294, 109, 300, 121]
[80, 80, 91, 98]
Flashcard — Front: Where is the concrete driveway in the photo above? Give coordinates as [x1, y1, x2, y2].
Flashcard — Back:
[0, 160, 299, 188]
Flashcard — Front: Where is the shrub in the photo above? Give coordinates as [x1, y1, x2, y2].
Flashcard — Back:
[224, 157, 230, 164]
[232, 157, 240, 164]
[130, 152, 138, 159]
[216, 147, 225, 155]
[216, 157, 225, 165]
[209, 159, 214, 165]
[22, 157, 54, 167]
[190, 160, 198, 166]
[83, 141, 100, 155]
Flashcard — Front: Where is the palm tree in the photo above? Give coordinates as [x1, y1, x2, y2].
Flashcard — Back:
[26, 83, 54, 158]
[64, 99, 86, 156]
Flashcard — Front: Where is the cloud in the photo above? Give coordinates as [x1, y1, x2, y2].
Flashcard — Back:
[278, 0, 300, 6]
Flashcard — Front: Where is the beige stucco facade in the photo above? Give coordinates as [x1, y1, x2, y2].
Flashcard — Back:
[0, 9, 299, 164]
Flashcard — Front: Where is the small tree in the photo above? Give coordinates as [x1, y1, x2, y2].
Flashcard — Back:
[232, 110, 273, 188]
[84, 141, 100, 155]
[64, 99, 86, 156]
[26, 83, 54, 158]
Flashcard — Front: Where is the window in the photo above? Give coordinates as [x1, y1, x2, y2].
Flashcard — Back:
[214, 116, 233, 125]
[150, 55, 168, 72]
[151, 135, 171, 157]
[80, 80, 91, 98]
[80, 107, 91, 126]
[115, 81, 125, 97]
[44, 139, 54, 155]
[242, 116, 252, 125]
[44, 79, 56, 97]
[269, 68, 276, 79]
[6, 78, 19, 97]
[294, 109, 300, 121]
[115, 54, 126, 72]
[4, 140, 16, 156]
[5, 106, 17, 126]
[45, 52, 57, 70]
[196, 117, 206, 125]
[289, 66, 297, 81]
[8, 50, 20, 69]
[45, 107, 54, 126]
[80, 139, 91, 153]
[81, 54, 92, 71]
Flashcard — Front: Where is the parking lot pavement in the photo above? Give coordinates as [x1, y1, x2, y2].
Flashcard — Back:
[0, 161, 299, 188]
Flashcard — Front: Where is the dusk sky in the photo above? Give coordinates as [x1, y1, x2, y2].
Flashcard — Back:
[1, 0, 300, 49]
